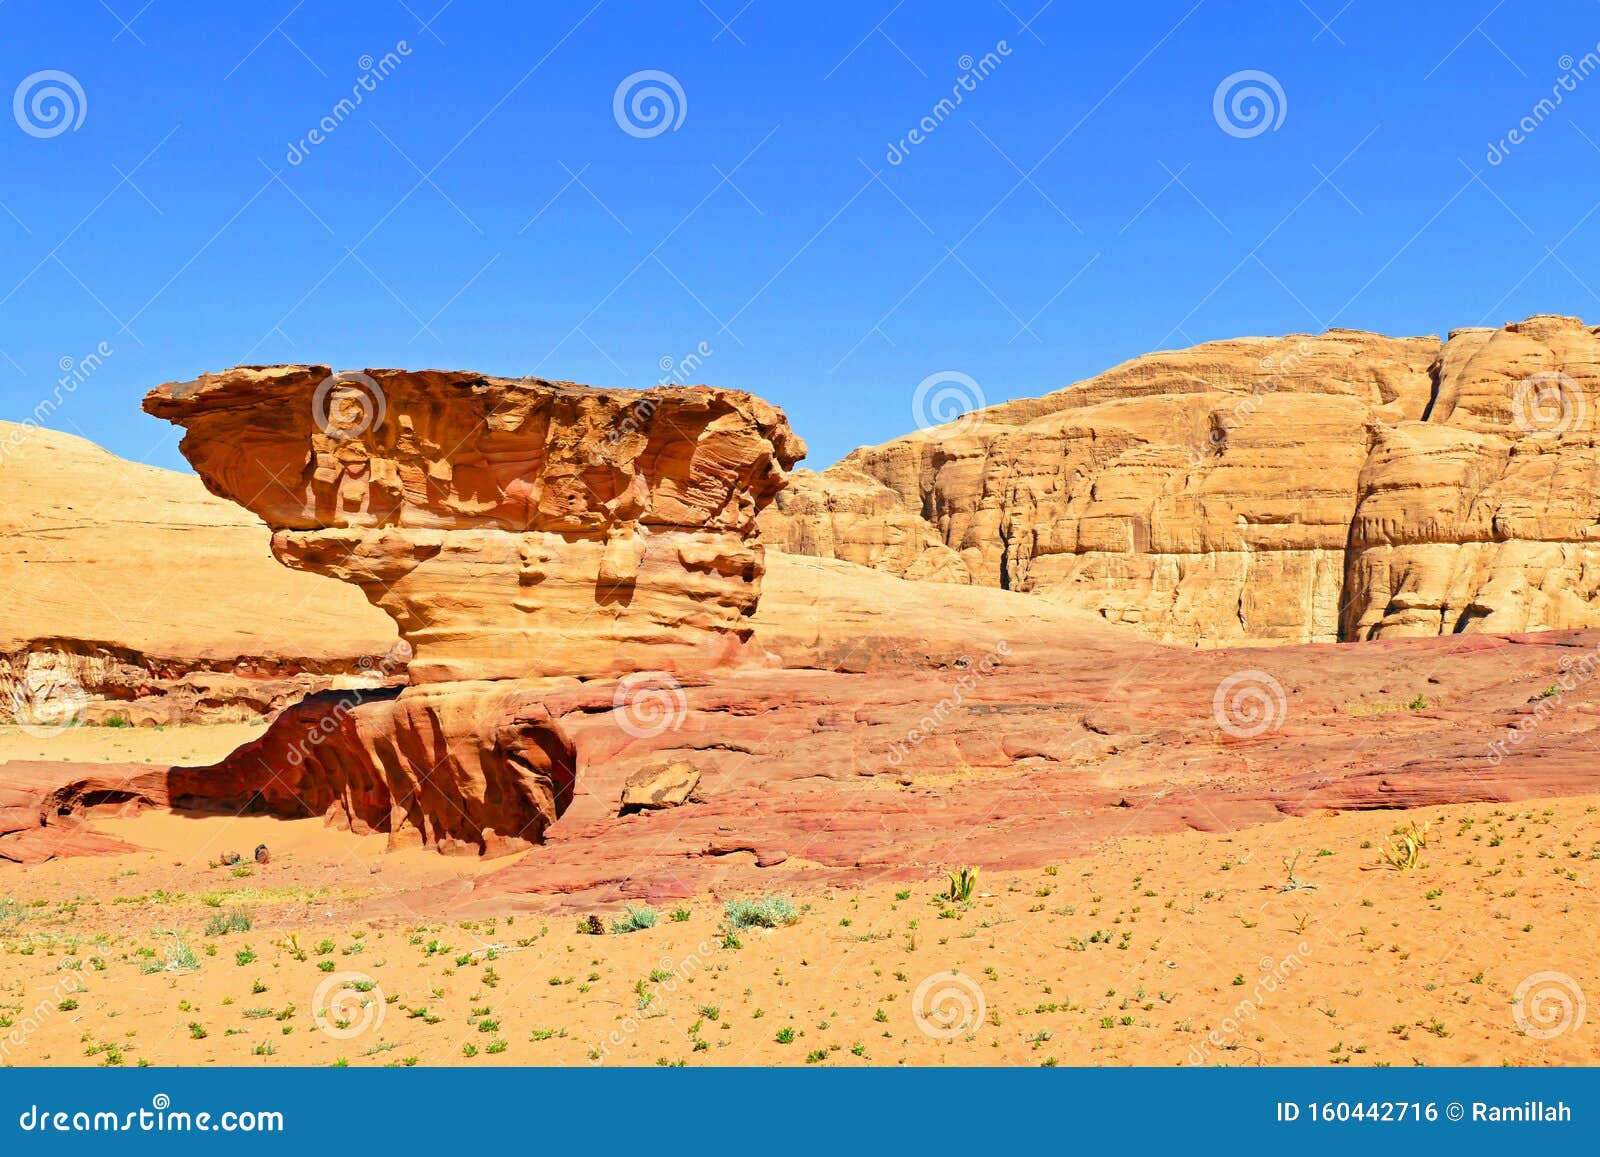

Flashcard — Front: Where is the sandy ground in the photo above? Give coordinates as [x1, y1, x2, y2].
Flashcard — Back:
[0, 722, 268, 766]
[2, 740, 1595, 1066]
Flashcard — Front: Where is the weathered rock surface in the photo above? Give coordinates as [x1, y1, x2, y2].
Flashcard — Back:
[0, 421, 398, 725]
[137, 366, 804, 856]
[145, 366, 805, 682]
[619, 760, 701, 813]
[10, 355, 1600, 889]
[761, 315, 1600, 647]
[8, 552, 1600, 883]
[455, 591, 1600, 909]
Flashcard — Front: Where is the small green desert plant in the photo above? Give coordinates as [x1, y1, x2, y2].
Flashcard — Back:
[1278, 850, 1317, 893]
[723, 895, 798, 930]
[947, 866, 980, 903]
[141, 937, 199, 974]
[609, 905, 659, 935]
[1382, 821, 1430, 872]
[204, 908, 252, 936]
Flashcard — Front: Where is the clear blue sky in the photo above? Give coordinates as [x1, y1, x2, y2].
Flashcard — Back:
[3, 0, 1599, 471]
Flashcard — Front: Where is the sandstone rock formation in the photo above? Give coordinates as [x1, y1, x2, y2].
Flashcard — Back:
[145, 366, 805, 682]
[761, 315, 1600, 647]
[0, 420, 397, 726]
[141, 365, 804, 855]
[8, 545, 1600, 883]
[11, 341, 1600, 883]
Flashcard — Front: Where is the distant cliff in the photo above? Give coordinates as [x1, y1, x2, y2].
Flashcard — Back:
[761, 315, 1600, 646]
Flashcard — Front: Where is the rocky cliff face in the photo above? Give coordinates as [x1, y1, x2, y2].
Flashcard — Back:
[761, 315, 1600, 646]
[143, 365, 804, 855]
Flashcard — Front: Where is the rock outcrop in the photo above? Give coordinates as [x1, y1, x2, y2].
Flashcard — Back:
[8, 546, 1600, 881]
[761, 315, 1600, 647]
[145, 366, 805, 682]
[0, 421, 398, 726]
[142, 366, 804, 855]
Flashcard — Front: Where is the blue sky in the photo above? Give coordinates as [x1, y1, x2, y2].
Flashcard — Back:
[3, 0, 1600, 471]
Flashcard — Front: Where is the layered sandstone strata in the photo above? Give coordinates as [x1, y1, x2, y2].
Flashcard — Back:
[14, 558, 1600, 896]
[145, 366, 805, 681]
[142, 365, 803, 854]
[1344, 316, 1600, 639]
[761, 315, 1600, 646]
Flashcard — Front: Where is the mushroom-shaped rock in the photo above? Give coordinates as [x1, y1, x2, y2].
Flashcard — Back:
[142, 366, 804, 856]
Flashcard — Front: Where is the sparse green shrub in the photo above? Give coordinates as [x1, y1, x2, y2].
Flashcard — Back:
[723, 895, 798, 930]
[609, 905, 659, 935]
[204, 908, 251, 936]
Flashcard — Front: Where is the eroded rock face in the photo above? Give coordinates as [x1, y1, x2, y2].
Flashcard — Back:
[1345, 316, 1600, 639]
[145, 366, 806, 681]
[761, 316, 1600, 646]
[142, 365, 804, 855]
[11, 554, 1600, 877]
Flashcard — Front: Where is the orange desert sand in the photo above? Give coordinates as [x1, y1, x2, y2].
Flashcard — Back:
[1, 727, 1593, 1068]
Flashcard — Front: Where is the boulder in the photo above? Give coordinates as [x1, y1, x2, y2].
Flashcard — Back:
[619, 760, 702, 813]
